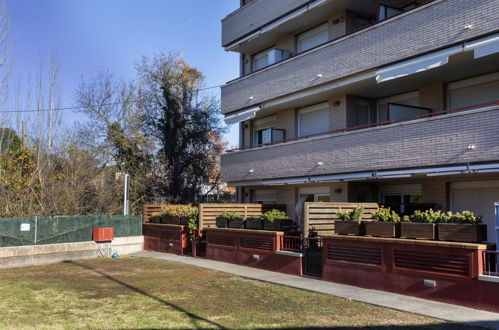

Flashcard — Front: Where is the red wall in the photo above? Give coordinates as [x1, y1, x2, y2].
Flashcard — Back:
[143, 224, 187, 255]
[206, 229, 302, 276]
[323, 237, 499, 313]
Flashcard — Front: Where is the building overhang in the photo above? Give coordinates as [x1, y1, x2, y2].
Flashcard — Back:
[227, 162, 499, 187]
[376, 32, 499, 83]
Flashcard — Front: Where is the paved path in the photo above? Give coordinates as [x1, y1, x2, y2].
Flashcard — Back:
[132, 251, 499, 329]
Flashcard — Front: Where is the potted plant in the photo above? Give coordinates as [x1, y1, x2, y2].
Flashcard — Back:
[216, 211, 241, 228]
[438, 211, 487, 243]
[262, 209, 293, 231]
[150, 212, 161, 224]
[400, 209, 441, 240]
[365, 206, 400, 238]
[245, 215, 263, 230]
[227, 213, 245, 229]
[334, 206, 365, 235]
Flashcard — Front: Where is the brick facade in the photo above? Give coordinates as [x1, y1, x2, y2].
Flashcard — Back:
[222, 0, 309, 47]
[221, 0, 499, 114]
[222, 107, 499, 183]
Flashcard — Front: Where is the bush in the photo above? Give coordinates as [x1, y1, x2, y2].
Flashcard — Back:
[402, 209, 482, 224]
[336, 206, 363, 223]
[158, 204, 198, 218]
[371, 207, 400, 222]
[403, 209, 446, 224]
[261, 209, 287, 223]
[446, 210, 482, 224]
[218, 211, 243, 220]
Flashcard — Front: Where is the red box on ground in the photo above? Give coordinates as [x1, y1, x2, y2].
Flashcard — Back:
[93, 227, 114, 242]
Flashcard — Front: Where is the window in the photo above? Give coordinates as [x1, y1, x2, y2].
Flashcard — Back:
[378, 4, 402, 21]
[376, 91, 428, 122]
[252, 115, 285, 146]
[447, 72, 499, 109]
[299, 187, 330, 203]
[252, 189, 277, 203]
[297, 23, 328, 53]
[298, 103, 330, 136]
[354, 99, 372, 126]
[252, 49, 270, 71]
[379, 184, 422, 214]
[253, 128, 285, 145]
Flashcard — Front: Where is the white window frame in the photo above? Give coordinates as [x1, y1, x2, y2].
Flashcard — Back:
[251, 48, 271, 71]
[297, 23, 328, 53]
[297, 102, 330, 137]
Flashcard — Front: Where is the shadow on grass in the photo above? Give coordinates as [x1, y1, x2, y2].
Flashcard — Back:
[67, 260, 227, 330]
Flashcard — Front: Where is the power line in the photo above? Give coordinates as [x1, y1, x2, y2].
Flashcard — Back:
[0, 83, 224, 114]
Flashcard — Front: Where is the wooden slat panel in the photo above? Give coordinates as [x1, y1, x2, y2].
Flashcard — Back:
[304, 202, 379, 237]
[199, 203, 286, 230]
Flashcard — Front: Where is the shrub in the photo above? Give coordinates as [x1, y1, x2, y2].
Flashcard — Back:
[371, 207, 400, 222]
[218, 211, 243, 220]
[446, 210, 482, 224]
[404, 209, 447, 223]
[158, 204, 198, 217]
[261, 209, 287, 223]
[336, 206, 364, 223]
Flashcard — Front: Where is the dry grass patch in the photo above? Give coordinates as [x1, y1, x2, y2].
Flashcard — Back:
[0, 257, 484, 329]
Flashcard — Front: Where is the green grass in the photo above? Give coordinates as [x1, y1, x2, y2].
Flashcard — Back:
[0, 257, 482, 329]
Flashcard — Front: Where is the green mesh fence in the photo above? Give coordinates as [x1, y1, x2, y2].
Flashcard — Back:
[0, 215, 142, 247]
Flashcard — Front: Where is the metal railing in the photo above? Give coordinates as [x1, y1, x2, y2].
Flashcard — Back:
[226, 101, 499, 153]
[482, 250, 499, 277]
[281, 236, 303, 252]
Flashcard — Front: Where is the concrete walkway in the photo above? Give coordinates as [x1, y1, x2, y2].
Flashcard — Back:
[133, 251, 499, 329]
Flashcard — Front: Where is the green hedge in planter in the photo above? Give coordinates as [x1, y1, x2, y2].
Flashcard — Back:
[335, 206, 365, 235]
[366, 207, 400, 238]
[262, 209, 292, 231]
[438, 211, 486, 243]
[400, 209, 444, 240]
[153, 205, 198, 226]
[216, 211, 242, 228]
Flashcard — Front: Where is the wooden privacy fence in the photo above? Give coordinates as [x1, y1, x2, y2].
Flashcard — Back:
[303, 202, 379, 237]
[143, 203, 286, 229]
[143, 204, 170, 223]
[198, 203, 287, 229]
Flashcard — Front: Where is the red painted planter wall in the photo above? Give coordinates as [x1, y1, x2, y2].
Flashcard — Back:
[322, 237, 499, 313]
[206, 229, 302, 276]
[143, 224, 187, 255]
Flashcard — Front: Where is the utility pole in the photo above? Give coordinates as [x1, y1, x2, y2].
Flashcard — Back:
[123, 174, 130, 215]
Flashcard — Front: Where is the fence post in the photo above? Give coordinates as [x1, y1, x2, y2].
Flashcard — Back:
[304, 203, 310, 238]
[34, 216, 38, 244]
[198, 204, 204, 230]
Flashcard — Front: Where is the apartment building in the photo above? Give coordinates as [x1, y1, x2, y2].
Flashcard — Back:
[220, 0, 499, 243]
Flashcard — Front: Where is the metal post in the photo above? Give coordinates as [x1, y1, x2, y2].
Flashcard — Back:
[34, 216, 38, 244]
[124, 174, 130, 215]
[495, 202, 499, 251]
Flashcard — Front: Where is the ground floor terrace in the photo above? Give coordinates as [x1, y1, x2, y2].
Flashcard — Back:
[237, 172, 499, 245]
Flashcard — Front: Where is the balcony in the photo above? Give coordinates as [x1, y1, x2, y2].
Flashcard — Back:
[221, 0, 499, 114]
[222, 0, 309, 48]
[221, 103, 499, 183]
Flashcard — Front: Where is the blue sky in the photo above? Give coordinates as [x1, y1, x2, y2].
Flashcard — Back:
[5, 0, 240, 146]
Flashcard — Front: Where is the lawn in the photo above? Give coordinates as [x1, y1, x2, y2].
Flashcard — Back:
[0, 257, 482, 329]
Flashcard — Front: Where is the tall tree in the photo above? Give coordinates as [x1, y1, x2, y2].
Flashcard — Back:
[74, 71, 152, 213]
[137, 53, 226, 203]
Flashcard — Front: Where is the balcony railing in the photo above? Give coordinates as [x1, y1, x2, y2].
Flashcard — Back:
[233, 0, 436, 78]
[226, 101, 499, 153]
